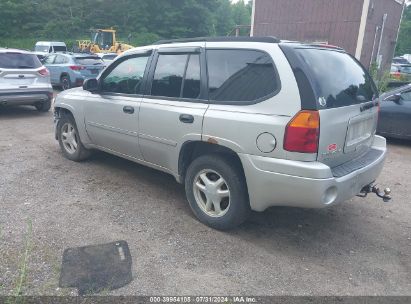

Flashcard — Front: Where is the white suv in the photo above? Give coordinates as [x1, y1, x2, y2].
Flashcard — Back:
[0, 49, 53, 111]
[53, 37, 387, 229]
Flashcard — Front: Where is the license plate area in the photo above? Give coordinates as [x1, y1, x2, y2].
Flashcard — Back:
[344, 113, 375, 153]
[0, 78, 34, 85]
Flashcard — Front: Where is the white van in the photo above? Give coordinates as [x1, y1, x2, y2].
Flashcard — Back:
[34, 41, 67, 55]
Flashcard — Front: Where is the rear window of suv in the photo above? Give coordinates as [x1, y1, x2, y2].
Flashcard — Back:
[295, 48, 377, 109]
[207, 49, 279, 104]
[0, 53, 42, 69]
[75, 57, 104, 65]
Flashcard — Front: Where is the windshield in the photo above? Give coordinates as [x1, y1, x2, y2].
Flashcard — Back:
[35, 45, 49, 52]
[0, 53, 42, 69]
[295, 48, 377, 109]
[75, 56, 104, 65]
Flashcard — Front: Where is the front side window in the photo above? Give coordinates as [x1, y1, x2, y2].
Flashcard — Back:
[101, 56, 149, 94]
[150, 53, 201, 99]
[207, 49, 279, 104]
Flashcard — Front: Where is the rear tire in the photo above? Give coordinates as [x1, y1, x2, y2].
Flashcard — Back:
[35, 99, 51, 112]
[61, 75, 71, 90]
[57, 114, 92, 161]
[185, 154, 250, 230]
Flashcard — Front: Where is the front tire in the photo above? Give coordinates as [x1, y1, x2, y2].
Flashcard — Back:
[57, 114, 91, 161]
[185, 154, 250, 230]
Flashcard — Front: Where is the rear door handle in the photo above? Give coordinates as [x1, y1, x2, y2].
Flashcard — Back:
[179, 114, 194, 124]
[123, 106, 134, 114]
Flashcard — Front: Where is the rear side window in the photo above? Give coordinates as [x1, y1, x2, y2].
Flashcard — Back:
[150, 54, 201, 99]
[75, 57, 103, 65]
[0, 53, 42, 69]
[207, 49, 279, 104]
[54, 55, 68, 64]
[295, 49, 377, 109]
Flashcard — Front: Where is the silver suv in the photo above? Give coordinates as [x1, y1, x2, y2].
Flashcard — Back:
[0, 49, 53, 111]
[54, 37, 387, 229]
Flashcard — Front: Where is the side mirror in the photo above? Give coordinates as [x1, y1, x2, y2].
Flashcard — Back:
[83, 78, 99, 92]
[385, 93, 401, 103]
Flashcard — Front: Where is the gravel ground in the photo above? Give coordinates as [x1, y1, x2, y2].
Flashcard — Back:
[0, 105, 410, 296]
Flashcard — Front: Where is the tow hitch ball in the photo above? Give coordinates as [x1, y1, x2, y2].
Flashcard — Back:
[358, 184, 392, 202]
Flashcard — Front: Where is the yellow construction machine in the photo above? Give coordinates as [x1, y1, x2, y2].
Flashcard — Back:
[77, 28, 134, 54]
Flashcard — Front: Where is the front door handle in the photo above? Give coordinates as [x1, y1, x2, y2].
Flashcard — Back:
[179, 114, 194, 124]
[123, 106, 134, 114]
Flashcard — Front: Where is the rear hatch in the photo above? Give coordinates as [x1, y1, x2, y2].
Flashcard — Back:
[280, 44, 379, 168]
[0, 52, 47, 90]
[74, 56, 105, 78]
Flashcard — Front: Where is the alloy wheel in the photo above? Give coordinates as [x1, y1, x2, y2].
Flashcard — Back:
[61, 123, 78, 154]
[193, 169, 231, 217]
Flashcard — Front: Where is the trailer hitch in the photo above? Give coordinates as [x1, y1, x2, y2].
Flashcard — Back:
[357, 184, 392, 202]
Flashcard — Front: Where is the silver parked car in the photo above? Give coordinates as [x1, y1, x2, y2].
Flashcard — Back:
[53, 37, 388, 229]
[0, 48, 53, 112]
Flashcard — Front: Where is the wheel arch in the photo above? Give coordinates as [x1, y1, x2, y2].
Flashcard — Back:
[178, 141, 246, 184]
[60, 72, 70, 80]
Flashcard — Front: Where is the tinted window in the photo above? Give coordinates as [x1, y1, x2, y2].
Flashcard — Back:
[75, 57, 104, 66]
[101, 56, 149, 94]
[183, 55, 201, 98]
[54, 46, 67, 52]
[0, 53, 42, 69]
[151, 54, 187, 98]
[295, 48, 377, 109]
[207, 50, 278, 103]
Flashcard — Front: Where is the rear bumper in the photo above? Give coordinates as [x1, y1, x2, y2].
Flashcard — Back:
[239, 135, 387, 211]
[0, 90, 53, 106]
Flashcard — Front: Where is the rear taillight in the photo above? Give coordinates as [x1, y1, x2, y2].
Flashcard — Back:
[38, 67, 49, 76]
[69, 66, 85, 71]
[284, 110, 320, 153]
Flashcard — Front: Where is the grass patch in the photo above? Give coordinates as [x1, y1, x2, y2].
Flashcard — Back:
[6, 220, 33, 304]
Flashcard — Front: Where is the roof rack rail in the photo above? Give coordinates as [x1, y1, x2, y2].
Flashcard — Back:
[154, 36, 280, 45]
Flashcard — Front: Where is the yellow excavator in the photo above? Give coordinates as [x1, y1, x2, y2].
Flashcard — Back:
[76, 28, 134, 54]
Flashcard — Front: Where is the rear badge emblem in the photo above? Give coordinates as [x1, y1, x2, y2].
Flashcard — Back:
[328, 143, 338, 152]
[319, 97, 327, 107]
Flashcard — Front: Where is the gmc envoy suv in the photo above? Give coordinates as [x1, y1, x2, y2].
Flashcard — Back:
[54, 37, 387, 229]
